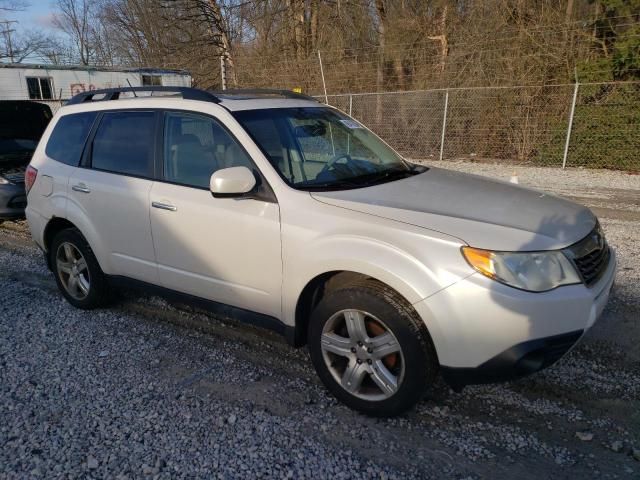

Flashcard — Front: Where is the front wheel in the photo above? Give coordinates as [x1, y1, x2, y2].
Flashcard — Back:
[308, 280, 438, 416]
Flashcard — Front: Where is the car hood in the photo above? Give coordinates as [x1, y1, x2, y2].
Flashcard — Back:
[310, 167, 596, 251]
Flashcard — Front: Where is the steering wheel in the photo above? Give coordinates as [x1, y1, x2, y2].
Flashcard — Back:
[321, 153, 354, 173]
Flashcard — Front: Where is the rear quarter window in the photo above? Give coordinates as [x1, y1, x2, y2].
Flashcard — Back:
[45, 112, 97, 166]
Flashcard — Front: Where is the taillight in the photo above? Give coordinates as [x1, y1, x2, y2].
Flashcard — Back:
[25, 165, 38, 195]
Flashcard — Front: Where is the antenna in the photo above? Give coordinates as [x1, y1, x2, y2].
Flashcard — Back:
[126, 79, 138, 97]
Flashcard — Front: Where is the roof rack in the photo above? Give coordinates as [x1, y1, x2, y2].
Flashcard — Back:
[66, 86, 221, 105]
[211, 88, 317, 102]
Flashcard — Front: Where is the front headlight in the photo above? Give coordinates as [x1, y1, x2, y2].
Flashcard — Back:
[0, 176, 9, 185]
[462, 246, 582, 292]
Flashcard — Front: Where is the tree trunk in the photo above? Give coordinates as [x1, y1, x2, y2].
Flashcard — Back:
[206, 0, 237, 87]
[427, 5, 448, 76]
[309, 0, 319, 53]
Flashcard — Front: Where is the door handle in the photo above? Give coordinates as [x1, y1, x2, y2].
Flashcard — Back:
[151, 201, 177, 212]
[72, 184, 91, 194]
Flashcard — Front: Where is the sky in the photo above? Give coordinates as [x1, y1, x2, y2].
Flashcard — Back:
[1, 1, 58, 62]
[4, 1, 56, 34]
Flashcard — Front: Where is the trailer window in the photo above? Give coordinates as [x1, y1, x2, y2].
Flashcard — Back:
[26, 77, 54, 100]
[142, 75, 162, 86]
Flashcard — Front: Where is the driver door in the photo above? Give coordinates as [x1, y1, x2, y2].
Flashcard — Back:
[149, 111, 282, 319]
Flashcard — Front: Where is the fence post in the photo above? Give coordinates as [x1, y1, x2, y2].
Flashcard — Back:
[562, 83, 579, 169]
[439, 89, 449, 161]
[317, 50, 328, 104]
[349, 94, 353, 116]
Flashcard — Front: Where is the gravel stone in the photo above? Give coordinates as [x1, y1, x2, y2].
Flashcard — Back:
[87, 456, 99, 470]
[576, 432, 594, 442]
[1, 161, 639, 479]
[610, 441, 625, 453]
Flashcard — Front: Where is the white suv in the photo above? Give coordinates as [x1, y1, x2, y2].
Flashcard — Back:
[25, 87, 616, 416]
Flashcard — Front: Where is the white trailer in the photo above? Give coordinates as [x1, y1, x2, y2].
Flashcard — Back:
[0, 63, 192, 111]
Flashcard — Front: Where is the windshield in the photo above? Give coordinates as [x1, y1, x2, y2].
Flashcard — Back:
[233, 107, 419, 190]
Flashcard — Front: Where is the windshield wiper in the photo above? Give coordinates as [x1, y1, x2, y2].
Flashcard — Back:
[348, 167, 417, 186]
[298, 179, 364, 191]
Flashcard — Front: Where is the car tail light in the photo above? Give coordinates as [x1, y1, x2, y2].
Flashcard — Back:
[25, 165, 38, 195]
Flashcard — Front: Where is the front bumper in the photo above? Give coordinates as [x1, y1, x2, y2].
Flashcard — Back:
[413, 248, 616, 387]
[440, 330, 583, 389]
[0, 183, 27, 220]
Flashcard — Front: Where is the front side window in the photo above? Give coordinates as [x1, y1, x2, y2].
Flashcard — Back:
[26, 77, 54, 100]
[163, 112, 253, 188]
[45, 112, 97, 166]
[234, 107, 417, 190]
[91, 111, 155, 177]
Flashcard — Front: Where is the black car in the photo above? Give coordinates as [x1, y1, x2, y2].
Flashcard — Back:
[0, 101, 52, 222]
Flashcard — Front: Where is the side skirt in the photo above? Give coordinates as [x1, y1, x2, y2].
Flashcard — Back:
[107, 275, 297, 346]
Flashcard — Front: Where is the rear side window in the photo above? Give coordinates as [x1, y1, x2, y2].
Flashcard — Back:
[45, 112, 97, 166]
[91, 111, 155, 177]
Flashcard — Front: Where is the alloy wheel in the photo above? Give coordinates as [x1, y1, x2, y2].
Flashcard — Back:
[320, 309, 405, 401]
[56, 242, 91, 300]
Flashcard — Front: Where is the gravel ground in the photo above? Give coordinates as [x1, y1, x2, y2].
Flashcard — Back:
[0, 164, 639, 479]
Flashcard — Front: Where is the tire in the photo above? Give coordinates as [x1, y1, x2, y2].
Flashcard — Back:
[50, 228, 111, 309]
[308, 279, 438, 417]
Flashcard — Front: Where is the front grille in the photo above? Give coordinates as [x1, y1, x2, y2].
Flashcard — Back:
[4, 173, 25, 185]
[1, 167, 26, 185]
[7, 195, 27, 209]
[565, 224, 610, 287]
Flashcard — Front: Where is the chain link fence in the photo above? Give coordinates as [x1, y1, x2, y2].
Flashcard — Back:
[322, 81, 640, 171]
[10, 81, 640, 171]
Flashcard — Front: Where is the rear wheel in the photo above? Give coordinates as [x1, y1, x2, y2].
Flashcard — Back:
[50, 228, 111, 309]
[308, 280, 437, 416]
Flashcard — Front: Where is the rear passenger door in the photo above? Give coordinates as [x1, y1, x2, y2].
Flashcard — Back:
[67, 110, 159, 284]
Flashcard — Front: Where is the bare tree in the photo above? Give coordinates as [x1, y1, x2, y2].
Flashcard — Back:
[52, 0, 95, 65]
[75, 0, 639, 94]
[1, 30, 57, 63]
[427, 5, 448, 74]
[0, 0, 27, 12]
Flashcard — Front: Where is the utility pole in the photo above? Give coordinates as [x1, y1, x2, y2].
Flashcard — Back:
[0, 20, 18, 63]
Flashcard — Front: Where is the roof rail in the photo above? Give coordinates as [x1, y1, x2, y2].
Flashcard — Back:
[66, 86, 221, 105]
[212, 88, 317, 102]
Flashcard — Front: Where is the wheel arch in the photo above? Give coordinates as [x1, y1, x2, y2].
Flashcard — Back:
[43, 217, 77, 252]
[42, 217, 107, 273]
[43, 217, 79, 269]
[292, 270, 421, 348]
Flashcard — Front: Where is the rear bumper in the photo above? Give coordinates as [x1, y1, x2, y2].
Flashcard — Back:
[24, 205, 47, 250]
[0, 184, 27, 220]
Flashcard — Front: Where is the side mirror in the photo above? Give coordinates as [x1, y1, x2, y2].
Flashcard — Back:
[210, 166, 256, 198]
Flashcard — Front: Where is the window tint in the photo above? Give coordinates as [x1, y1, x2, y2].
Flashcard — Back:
[164, 112, 253, 188]
[91, 111, 155, 177]
[45, 112, 97, 166]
